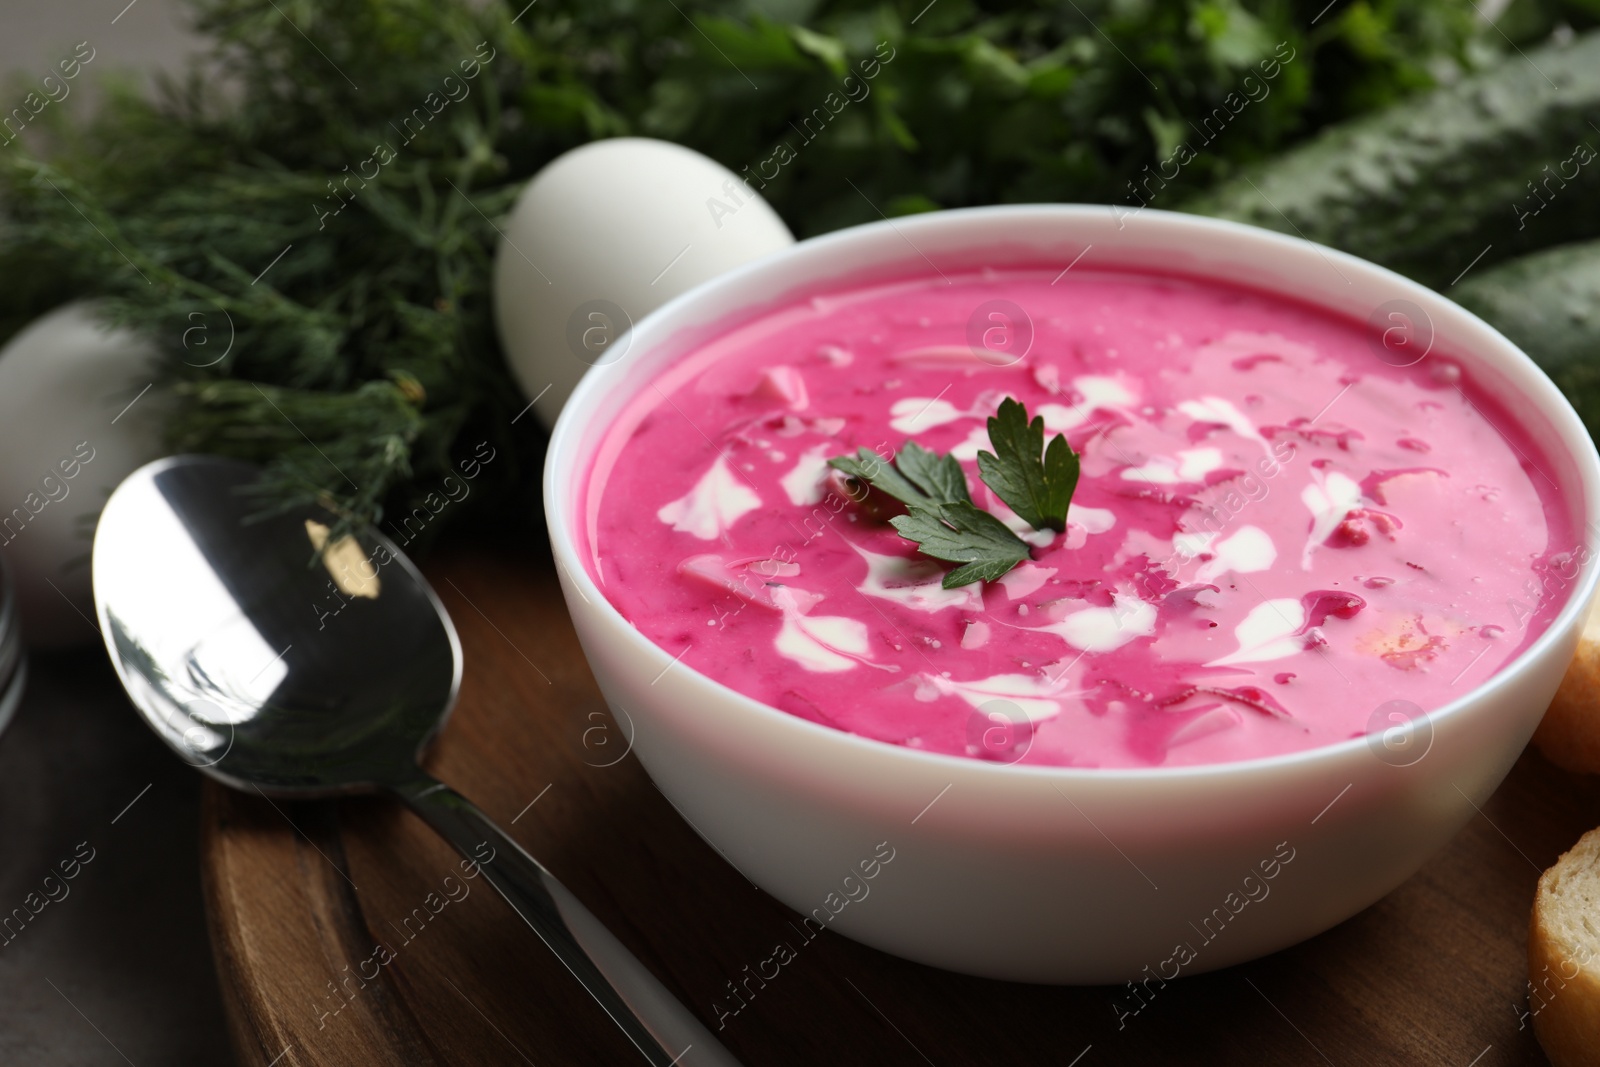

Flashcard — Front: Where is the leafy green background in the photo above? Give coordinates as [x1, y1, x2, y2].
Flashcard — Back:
[0, 0, 1553, 542]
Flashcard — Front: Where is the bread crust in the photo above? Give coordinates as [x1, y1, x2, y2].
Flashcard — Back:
[1534, 596, 1600, 774]
[1529, 830, 1600, 1066]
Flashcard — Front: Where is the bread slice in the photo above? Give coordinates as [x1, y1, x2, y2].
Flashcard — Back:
[1534, 593, 1600, 774]
[1529, 827, 1600, 1066]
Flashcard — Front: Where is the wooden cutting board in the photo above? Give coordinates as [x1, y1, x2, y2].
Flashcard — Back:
[200, 539, 1600, 1066]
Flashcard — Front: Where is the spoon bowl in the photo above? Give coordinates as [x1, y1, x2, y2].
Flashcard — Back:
[93, 455, 739, 1067]
[94, 456, 458, 794]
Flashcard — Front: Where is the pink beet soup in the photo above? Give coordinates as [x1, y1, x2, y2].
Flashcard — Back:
[579, 266, 1581, 768]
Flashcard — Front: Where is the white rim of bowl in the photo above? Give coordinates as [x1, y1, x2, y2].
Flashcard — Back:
[544, 203, 1600, 783]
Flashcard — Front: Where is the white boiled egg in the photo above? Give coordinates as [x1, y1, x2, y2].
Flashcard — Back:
[0, 304, 166, 648]
[493, 137, 794, 428]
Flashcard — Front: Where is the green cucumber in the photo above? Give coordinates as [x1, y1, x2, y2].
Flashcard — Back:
[1186, 32, 1600, 289]
[1453, 238, 1600, 439]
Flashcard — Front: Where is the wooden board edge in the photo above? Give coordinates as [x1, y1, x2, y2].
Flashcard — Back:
[199, 782, 448, 1066]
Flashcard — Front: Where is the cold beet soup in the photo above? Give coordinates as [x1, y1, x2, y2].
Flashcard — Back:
[579, 267, 1580, 768]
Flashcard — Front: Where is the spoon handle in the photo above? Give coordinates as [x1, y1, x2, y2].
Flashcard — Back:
[393, 775, 743, 1067]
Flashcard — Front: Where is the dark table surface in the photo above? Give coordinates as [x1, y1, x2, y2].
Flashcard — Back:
[0, 649, 232, 1063]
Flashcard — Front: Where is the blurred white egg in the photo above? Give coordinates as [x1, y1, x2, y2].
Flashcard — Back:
[493, 137, 795, 427]
[0, 303, 166, 648]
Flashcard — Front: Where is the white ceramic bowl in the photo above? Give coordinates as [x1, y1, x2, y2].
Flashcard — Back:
[543, 205, 1600, 984]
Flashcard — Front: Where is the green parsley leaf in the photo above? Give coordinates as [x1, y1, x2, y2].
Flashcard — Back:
[977, 398, 1080, 533]
[828, 441, 972, 509]
[889, 502, 1032, 589]
[895, 440, 974, 506]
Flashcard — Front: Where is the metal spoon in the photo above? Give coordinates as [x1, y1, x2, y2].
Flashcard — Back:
[92, 455, 740, 1067]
